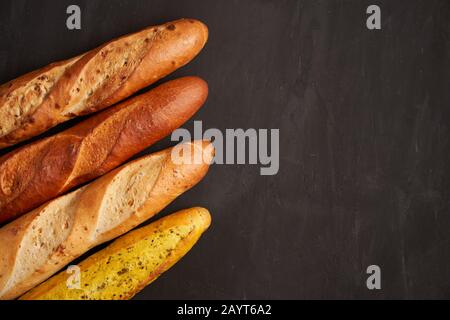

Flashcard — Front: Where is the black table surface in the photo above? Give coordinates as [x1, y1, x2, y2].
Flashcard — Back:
[0, 0, 449, 299]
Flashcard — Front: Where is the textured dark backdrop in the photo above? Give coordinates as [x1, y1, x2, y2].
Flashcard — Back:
[0, 0, 449, 299]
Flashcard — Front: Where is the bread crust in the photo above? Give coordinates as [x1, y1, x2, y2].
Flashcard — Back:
[0, 19, 208, 148]
[0, 140, 214, 300]
[0, 76, 208, 223]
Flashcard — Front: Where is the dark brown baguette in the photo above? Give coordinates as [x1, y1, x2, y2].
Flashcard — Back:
[0, 19, 208, 148]
[0, 76, 208, 224]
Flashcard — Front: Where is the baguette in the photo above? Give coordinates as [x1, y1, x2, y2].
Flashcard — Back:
[0, 18, 208, 148]
[20, 207, 211, 300]
[0, 76, 208, 223]
[0, 140, 214, 300]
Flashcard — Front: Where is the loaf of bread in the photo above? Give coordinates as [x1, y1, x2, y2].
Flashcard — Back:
[0, 76, 208, 224]
[0, 19, 208, 148]
[20, 207, 211, 300]
[0, 140, 214, 300]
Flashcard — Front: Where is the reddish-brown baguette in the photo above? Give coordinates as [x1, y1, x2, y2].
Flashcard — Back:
[0, 76, 208, 223]
[0, 19, 208, 148]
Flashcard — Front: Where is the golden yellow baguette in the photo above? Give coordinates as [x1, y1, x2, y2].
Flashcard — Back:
[20, 207, 211, 300]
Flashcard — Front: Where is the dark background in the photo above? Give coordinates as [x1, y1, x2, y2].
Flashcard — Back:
[0, 0, 449, 299]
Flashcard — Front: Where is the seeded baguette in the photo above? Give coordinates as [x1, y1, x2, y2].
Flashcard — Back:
[20, 207, 211, 300]
[0, 76, 208, 224]
[0, 140, 214, 300]
[0, 18, 208, 148]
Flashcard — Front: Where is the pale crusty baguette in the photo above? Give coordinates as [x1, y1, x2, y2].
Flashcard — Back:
[0, 76, 208, 224]
[0, 18, 208, 148]
[0, 140, 214, 300]
[20, 207, 211, 300]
